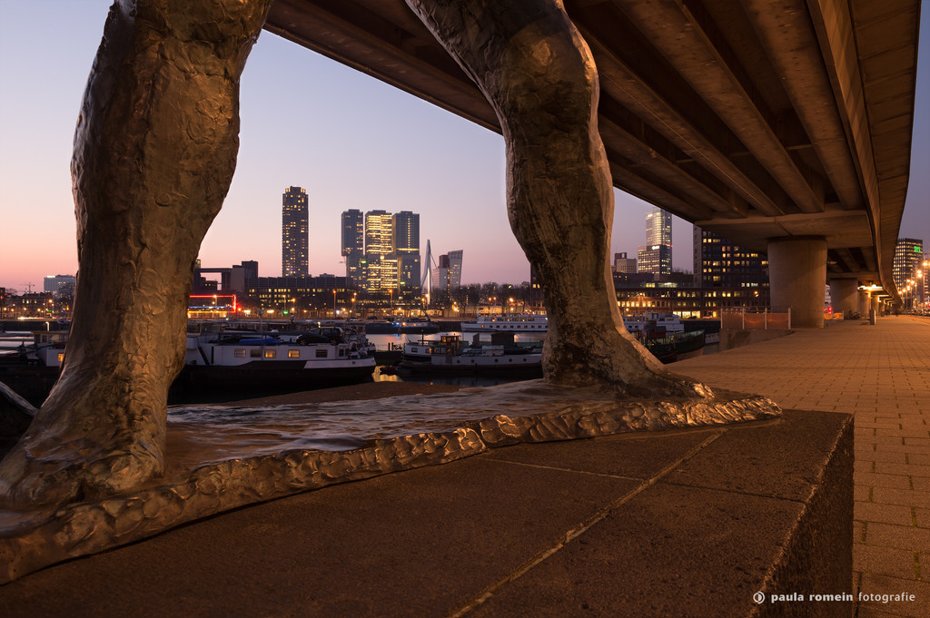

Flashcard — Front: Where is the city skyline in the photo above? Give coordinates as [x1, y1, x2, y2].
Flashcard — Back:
[0, 2, 927, 291]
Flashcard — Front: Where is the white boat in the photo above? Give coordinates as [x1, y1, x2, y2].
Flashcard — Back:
[180, 325, 376, 391]
[399, 334, 542, 376]
[460, 314, 549, 333]
[622, 312, 685, 336]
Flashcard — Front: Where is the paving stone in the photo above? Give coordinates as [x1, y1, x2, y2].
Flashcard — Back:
[875, 463, 930, 478]
[856, 472, 912, 489]
[854, 502, 915, 526]
[857, 573, 929, 617]
[914, 508, 930, 529]
[864, 522, 930, 551]
[853, 544, 919, 580]
[856, 449, 908, 464]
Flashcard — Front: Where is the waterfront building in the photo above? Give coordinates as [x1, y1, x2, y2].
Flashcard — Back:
[363, 210, 394, 296]
[893, 238, 924, 302]
[613, 252, 637, 274]
[637, 245, 672, 276]
[228, 261, 258, 294]
[637, 208, 672, 276]
[393, 211, 421, 302]
[193, 260, 258, 294]
[446, 250, 463, 289]
[43, 274, 75, 298]
[646, 208, 672, 247]
[691, 227, 769, 313]
[282, 186, 309, 277]
[341, 209, 365, 289]
[246, 274, 350, 315]
[434, 249, 464, 291]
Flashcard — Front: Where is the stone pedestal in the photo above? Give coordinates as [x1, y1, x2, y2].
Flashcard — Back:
[828, 278, 858, 316]
[768, 237, 827, 328]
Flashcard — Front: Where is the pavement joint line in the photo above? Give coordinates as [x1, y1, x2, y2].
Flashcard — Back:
[446, 429, 726, 618]
[480, 457, 645, 482]
[659, 478, 809, 504]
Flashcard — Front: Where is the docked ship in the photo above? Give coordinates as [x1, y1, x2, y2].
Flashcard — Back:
[398, 333, 542, 377]
[0, 324, 377, 405]
[0, 331, 67, 406]
[175, 324, 376, 396]
[460, 314, 549, 333]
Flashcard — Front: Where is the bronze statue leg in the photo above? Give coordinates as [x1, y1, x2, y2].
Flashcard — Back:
[405, 0, 705, 396]
[0, 0, 273, 507]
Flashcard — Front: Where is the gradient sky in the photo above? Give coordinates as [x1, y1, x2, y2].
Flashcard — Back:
[0, 1, 927, 291]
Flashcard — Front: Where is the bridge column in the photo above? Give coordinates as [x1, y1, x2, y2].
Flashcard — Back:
[858, 289, 870, 316]
[829, 278, 858, 317]
[768, 236, 827, 328]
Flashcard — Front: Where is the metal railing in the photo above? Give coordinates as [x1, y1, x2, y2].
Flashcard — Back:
[720, 307, 791, 331]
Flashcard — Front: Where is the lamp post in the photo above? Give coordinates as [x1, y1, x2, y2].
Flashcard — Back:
[332, 289, 338, 319]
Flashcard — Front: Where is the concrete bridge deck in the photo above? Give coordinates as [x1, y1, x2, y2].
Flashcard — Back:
[674, 315, 930, 617]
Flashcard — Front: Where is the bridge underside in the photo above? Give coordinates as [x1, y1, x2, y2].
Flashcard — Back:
[265, 0, 919, 299]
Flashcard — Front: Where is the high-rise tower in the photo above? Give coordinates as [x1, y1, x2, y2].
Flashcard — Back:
[341, 209, 364, 288]
[281, 186, 309, 277]
[638, 208, 672, 275]
[393, 211, 421, 301]
[893, 238, 924, 293]
[364, 210, 395, 294]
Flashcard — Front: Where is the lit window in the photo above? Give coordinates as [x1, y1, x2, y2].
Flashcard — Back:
[263, 349, 276, 359]
[57, 353, 65, 363]
[288, 349, 300, 359]
[234, 349, 246, 358]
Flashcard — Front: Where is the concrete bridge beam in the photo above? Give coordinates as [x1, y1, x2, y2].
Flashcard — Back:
[768, 236, 827, 328]
[829, 278, 859, 316]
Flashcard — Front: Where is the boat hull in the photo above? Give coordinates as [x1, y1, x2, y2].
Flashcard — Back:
[173, 359, 376, 400]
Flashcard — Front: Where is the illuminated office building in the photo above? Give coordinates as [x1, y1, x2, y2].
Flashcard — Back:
[281, 186, 309, 277]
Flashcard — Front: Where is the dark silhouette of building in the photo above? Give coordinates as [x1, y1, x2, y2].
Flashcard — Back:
[613, 252, 637, 274]
[692, 227, 769, 310]
[341, 209, 364, 289]
[393, 211, 421, 302]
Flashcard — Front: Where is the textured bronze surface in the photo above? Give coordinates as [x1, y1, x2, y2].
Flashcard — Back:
[0, 0, 273, 508]
[404, 0, 708, 396]
[0, 381, 780, 583]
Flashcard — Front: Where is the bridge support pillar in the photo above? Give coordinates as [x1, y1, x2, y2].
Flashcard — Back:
[858, 289, 870, 317]
[829, 278, 858, 317]
[768, 236, 827, 328]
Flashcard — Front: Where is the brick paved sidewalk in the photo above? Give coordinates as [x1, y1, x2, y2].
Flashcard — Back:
[673, 315, 930, 617]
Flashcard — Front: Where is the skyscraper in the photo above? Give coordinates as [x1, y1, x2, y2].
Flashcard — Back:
[364, 210, 395, 295]
[893, 238, 924, 294]
[638, 208, 672, 275]
[341, 209, 364, 288]
[446, 250, 463, 289]
[393, 211, 421, 300]
[281, 186, 309, 277]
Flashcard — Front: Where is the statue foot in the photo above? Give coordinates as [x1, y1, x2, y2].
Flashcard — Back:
[543, 326, 720, 401]
[0, 376, 166, 510]
[0, 435, 163, 510]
